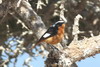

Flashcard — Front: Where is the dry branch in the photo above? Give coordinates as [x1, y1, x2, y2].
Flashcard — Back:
[66, 35, 100, 62]
[45, 14, 100, 67]
[11, 0, 46, 39]
[45, 34, 100, 67]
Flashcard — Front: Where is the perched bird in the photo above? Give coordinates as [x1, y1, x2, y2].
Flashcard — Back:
[31, 21, 65, 49]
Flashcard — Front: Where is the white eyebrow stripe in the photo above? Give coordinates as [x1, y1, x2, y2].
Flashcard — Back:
[52, 21, 64, 27]
[55, 21, 64, 24]
[43, 33, 51, 38]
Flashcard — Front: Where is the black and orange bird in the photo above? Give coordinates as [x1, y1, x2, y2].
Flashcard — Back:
[31, 21, 66, 49]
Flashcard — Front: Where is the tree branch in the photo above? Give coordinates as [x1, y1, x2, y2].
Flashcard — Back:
[11, 0, 46, 39]
[45, 14, 100, 67]
[65, 35, 100, 62]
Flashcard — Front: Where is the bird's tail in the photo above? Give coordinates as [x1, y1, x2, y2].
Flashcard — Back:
[30, 40, 42, 49]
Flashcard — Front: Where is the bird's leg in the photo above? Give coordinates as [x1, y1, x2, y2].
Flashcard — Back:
[48, 44, 59, 51]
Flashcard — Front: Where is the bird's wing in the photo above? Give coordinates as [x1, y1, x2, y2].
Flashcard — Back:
[31, 27, 57, 49]
[38, 27, 57, 41]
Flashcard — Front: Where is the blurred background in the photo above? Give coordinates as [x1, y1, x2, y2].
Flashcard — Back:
[0, 0, 100, 67]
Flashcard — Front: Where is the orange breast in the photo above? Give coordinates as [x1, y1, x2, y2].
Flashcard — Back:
[44, 35, 62, 44]
[44, 26, 65, 45]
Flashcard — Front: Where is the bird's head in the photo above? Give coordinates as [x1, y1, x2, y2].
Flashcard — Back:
[52, 21, 65, 29]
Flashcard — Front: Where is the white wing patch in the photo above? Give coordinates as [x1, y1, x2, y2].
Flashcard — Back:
[43, 33, 51, 38]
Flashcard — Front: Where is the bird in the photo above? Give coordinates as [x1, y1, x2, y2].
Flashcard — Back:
[31, 21, 65, 49]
